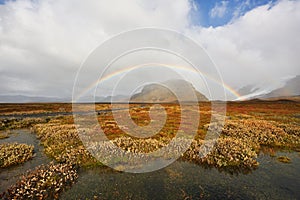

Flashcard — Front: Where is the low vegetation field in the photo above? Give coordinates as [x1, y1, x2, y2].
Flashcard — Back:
[0, 100, 299, 199]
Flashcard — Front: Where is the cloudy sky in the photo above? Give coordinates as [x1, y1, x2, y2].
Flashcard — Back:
[0, 0, 299, 100]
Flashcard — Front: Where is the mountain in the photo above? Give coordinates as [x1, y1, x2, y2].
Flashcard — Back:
[237, 75, 300, 100]
[96, 95, 129, 102]
[130, 79, 208, 103]
[0, 95, 70, 103]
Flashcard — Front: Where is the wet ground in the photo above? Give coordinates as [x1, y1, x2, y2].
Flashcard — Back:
[61, 152, 300, 200]
[0, 129, 51, 192]
[1, 129, 300, 199]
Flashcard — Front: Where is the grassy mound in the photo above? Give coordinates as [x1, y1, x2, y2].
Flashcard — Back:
[0, 143, 34, 168]
[0, 162, 78, 199]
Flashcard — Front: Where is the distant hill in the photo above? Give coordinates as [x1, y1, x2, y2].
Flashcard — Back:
[130, 79, 208, 103]
[237, 75, 300, 100]
[259, 95, 300, 102]
[0, 95, 69, 103]
[261, 75, 300, 99]
[96, 94, 129, 102]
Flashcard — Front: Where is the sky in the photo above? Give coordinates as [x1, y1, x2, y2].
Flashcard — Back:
[190, 0, 277, 27]
[0, 0, 299, 100]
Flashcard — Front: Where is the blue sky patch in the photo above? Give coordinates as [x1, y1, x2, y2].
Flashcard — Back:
[190, 0, 276, 27]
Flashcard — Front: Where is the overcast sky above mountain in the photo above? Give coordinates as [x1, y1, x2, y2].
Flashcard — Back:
[0, 0, 299, 100]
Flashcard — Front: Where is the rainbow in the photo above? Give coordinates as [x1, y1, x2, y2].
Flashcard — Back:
[74, 63, 242, 101]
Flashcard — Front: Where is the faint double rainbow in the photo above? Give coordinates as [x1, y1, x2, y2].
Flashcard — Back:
[74, 63, 242, 101]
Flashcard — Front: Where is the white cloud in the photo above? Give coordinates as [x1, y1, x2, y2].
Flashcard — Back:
[191, 1, 198, 11]
[187, 0, 300, 90]
[0, 0, 299, 100]
[0, 0, 192, 97]
[210, 1, 229, 18]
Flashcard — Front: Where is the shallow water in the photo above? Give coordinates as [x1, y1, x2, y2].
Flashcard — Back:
[0, 129, 51, 192]
[61, 151, 300, 200]
[1, 129, 300, 199]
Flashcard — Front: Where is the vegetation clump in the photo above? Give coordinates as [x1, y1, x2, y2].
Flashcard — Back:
[0, 162, 78, 199]
[80, 135, 259, 171]
[277, 156, 291, 163]
[0, 118, 47, 131]
[0, 143, 34, 168]
[33, 121, 99, 167]
[184, 138, 258, 170]
[221, 119, 300, 150]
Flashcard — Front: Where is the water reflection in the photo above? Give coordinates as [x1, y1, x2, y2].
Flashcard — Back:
[61, 152, 300, 200]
